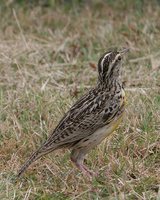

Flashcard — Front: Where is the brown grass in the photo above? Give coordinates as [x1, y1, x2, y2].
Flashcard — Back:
[0, 1, 160, 199]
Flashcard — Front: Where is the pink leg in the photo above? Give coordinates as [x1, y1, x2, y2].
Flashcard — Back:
[82, 165, 97, 177]
[70, 149, 97, 178]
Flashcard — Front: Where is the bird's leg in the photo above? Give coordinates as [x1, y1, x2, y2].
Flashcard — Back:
[70, 149, 97, 178]
[82, 164, 97, 177]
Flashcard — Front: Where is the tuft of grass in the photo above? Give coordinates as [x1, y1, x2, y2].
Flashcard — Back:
[0, 1, 160, 199]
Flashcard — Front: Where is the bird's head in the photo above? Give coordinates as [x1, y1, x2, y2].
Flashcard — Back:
[98, 48, 129, 85]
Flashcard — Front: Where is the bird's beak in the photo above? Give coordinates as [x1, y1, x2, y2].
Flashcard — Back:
[119, 48, 129, 55]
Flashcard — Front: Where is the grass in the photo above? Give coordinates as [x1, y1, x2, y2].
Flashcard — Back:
[0, 1, 160, 199]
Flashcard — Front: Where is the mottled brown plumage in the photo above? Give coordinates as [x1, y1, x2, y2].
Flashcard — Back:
[17, 48, 129, 178]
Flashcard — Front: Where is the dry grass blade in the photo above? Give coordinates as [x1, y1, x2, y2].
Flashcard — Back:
[0, 1, 160, 199]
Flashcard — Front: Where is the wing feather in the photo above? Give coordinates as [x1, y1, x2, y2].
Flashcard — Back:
[41, 88, 123, 150]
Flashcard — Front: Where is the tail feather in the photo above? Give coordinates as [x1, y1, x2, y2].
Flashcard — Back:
[17, 144, 57, 178]
[17, 149, 42, 178]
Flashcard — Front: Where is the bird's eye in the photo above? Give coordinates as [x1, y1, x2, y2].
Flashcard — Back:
[118, 56, 121, 61]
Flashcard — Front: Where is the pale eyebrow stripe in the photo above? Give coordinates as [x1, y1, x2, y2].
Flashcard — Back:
[107, 53, 121, 75]
[114, 53, 121, 60]
[100, 52, 112, 69]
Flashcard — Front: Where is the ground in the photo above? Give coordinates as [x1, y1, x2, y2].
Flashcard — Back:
[0, 1, 160, 199]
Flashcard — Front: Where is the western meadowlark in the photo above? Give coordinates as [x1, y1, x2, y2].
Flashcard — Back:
[17, 48, 129, 178]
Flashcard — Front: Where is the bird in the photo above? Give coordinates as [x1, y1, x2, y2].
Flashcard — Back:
[17, 48, 129, 178]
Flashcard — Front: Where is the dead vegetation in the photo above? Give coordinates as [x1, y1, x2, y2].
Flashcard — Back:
[0, 1, 160, 199]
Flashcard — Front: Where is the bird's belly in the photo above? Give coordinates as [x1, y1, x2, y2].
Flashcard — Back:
[92, 115, 123, 142]
[76, 114, 124, 150]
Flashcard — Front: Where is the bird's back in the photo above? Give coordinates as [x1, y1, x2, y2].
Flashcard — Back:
[41, 84, 125, 152]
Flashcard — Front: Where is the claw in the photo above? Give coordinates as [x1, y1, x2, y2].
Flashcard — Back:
[71, 159, 97, 178]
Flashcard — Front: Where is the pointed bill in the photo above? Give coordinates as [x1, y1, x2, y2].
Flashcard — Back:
[119, 48, 129, 55]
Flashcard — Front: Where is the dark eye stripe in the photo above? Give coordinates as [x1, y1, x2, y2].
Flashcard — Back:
[98, 51, 119, 82]
[100, 52, 111, 73]
[118, 56, 121, 60]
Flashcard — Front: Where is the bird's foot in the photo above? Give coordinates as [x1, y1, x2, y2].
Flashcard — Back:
[76, 164, 98, 179]
[71, 155, 98, 179]
[82, 165, 98, 177]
